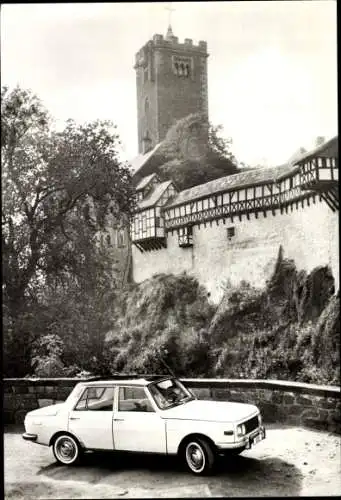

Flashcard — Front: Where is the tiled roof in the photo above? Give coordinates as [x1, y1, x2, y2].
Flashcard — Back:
[138, 181, 174, 210]
[129, 143, 162, 175]
[135, 173, 159, 191]
[165, 164, 296, 208]
[294, 136, 338, 163]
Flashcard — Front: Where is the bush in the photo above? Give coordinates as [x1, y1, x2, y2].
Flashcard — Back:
[207, 254, 338, 384]
[14, 255, 338, 384]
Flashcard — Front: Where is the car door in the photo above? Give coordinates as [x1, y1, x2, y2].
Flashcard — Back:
[113, 385, 167, 453]
[68, 386, 115, 450]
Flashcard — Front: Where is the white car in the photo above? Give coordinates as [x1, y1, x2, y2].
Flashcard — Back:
[23, 376, 266, 475]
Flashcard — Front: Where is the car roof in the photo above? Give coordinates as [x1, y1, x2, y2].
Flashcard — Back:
[82, 376, 171, 387]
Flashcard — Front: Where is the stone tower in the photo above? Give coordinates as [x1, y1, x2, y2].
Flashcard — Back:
[134, 26, 209, 154]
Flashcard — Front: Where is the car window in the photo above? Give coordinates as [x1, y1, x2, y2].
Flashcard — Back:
[75, 386, 115, 411]
[118, 386, 154, 412]
[148, 378, 194, 410]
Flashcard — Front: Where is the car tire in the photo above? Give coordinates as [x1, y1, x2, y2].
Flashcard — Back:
[183, 438, 215, 475]
[53, 434, 82, 466]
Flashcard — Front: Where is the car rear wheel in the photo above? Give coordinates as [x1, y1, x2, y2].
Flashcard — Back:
[53, 434, 81, 465]
[183, 438, 215, 475]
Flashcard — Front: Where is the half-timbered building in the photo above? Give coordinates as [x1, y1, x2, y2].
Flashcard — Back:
[131, 137, 339, 302]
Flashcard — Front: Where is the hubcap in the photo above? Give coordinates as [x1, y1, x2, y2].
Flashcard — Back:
[186, 442, 205, 472]
[55, 437, 77, 463]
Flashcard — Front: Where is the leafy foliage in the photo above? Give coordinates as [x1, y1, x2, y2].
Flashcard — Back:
[2, 85, 135, 376]
[101, 256, 338, 385]
[156, 113, 240, 190]
[31, 334, 65, 377]
[209, 249, 339, 384]
[104, 274, 215, 377]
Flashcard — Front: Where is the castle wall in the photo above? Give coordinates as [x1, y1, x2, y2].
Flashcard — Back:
[132, 200, 339, 303]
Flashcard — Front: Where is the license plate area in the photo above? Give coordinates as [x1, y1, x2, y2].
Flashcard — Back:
[252, 433, 263, 445]
[245, 427, 265, 449]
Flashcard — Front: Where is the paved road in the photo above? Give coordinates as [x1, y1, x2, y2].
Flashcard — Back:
[4, 424, 341, 498]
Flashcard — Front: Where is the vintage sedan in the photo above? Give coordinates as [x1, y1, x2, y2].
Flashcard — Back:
[23, 376, 266, 475]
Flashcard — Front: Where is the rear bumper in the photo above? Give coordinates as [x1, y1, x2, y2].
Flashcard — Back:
[22, 432, 38, 442]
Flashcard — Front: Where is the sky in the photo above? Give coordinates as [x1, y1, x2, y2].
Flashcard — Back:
[1, 1, 338, 167]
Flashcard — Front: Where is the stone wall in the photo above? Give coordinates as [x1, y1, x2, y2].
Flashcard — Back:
[4, 377, 340, 434]
[4, 378, 80, 425]
[184, 378, 341, 434]
[132, 199, 339, 303]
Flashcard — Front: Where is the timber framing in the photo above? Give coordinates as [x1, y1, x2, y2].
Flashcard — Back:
[164, 184, 314, 230]
[164, 153, 338, 230]
[130, 136, 338, 245]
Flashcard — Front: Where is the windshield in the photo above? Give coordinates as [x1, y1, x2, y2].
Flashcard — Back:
[148, 378, 195, 410]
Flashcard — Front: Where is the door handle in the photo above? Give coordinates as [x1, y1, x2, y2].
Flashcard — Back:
[113, 418, 125, 421]
[69, 417, 80, 420]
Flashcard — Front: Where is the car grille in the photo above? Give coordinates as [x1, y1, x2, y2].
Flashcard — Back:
[244, 415, 259, 434]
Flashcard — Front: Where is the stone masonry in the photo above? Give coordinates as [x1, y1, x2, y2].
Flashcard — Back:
[4, 377, 340, 434]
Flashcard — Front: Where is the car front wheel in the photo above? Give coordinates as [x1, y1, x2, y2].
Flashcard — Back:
[53, 434, 81, 465]
[183, 438, 215, 475]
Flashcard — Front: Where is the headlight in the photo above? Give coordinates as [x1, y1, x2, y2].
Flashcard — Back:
[237, 424, 246, 436]
[258, 413, 262, 426]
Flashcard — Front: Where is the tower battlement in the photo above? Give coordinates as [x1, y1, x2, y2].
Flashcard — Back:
[134, 35, 208, 66]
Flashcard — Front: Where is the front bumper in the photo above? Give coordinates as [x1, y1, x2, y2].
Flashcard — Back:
[217, 425, 266, 450]
[22, 432, 38, 442]
[244, 425, 266, 449]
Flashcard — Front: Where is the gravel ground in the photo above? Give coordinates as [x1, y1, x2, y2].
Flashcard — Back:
[4, 424, 341, 498]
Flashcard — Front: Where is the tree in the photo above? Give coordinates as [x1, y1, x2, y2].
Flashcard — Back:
[156, 113, 240, 190]
[315, 136, 325, 148]
[2, 86, 135, 375]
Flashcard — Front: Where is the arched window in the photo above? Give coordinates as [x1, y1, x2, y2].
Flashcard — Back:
[173, 56, 192, 77]
[117, 229, 126, 248]
[144, 66, 148, 82]
[144, 97, 149, 114]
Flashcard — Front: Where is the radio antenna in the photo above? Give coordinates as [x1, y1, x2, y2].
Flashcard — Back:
[157, 351, 176, 378]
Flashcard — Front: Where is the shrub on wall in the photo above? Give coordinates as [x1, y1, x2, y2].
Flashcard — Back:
[208, 247, 338, 384]
[104, 274, 215, 376]
[14, 253, 337, 384]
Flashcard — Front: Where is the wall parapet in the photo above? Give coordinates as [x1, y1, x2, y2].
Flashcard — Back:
[3, 377, 340, 434]
[182, 378, 340, 398]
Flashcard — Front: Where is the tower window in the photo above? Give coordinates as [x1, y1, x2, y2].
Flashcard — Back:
[143, 66, 149, 83]
[144, 97, 149, 114]
[172, 56, 193, 78]
[117, 229, 126, 247]
[142, 130, 152, 154]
